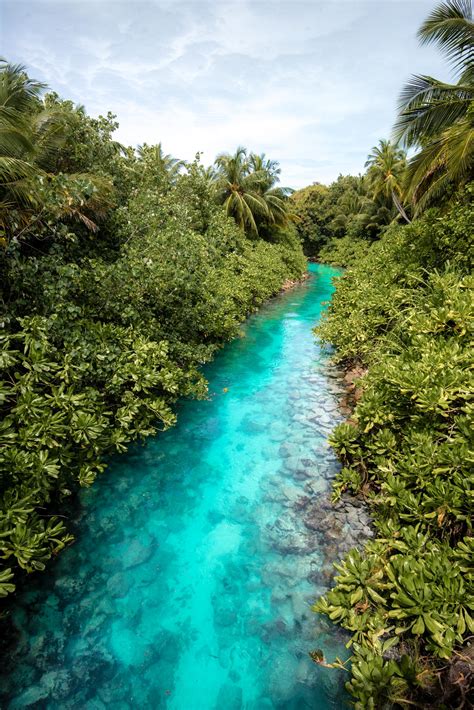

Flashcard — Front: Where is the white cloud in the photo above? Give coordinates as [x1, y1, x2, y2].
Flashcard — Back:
[2, 0, 449, 187]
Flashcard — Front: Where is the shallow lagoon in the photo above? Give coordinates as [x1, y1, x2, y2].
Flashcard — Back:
[1, 264, 350, 709]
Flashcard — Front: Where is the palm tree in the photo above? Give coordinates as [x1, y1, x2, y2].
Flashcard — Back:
[0, 60, 45, 219]
[329, 181, 367, 236]
[355, 194, 398, 237]
[136, 142, 183, 186]
[214, 146, 270, 235]
[248, 152, 281, 185]
[214, 147, 291, 237]
[0, 60, 113, 244]
[364, 139, 411, 223]
[250, 152, 293, 231]
[394, 0, 474, 211]
[201, 164, 217, 184]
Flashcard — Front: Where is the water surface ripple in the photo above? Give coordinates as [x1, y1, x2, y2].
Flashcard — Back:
[2, 264, 349, 709]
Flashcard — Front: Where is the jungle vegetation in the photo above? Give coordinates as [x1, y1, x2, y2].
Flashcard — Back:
[313, 2, 474, 707]
[0, 59, 305, 601]
[293, 0, 473, 264]
[1, 0, 473, 707]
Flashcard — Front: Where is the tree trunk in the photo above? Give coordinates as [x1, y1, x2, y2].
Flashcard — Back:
[392, 189, 411, 224]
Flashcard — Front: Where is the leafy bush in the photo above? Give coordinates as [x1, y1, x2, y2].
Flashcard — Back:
[314, 186, 474, 707]
[317, 185, 474, 362]
[318, 235, 372, 268]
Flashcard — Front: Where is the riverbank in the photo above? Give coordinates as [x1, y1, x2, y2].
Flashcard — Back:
[1, 264, 355, 709]
[280, 271, 310, 292]
[313, 190, 474, 707]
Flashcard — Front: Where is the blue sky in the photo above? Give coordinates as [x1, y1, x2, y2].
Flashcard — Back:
[1, 1, 450, 188]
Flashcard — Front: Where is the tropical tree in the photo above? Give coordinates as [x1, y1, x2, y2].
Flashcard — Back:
[248, 151, 292, 233]
[214, 146, 291, 237]
[365, 139, 411, 223]
[42, 93, 125, 178]
[248, 152, 281, 184]
[394, 0, 474, 212]
[260, 182, 292, 233]
[136, 142, 184, 188]
[0, 60, 48, 225]
[0, 60, 113, 246]
[201, 164, 217, 184]
[214, 146, 269, 235]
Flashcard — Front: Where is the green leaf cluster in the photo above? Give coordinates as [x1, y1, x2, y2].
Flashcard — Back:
[290, 175, 388, 257]
[314, 184, 473, 706]
[318, 236, 372, 268]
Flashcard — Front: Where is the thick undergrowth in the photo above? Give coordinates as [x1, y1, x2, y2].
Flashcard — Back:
[0, 179, 305, 602]
[314, 185, 474, 708]
[0, 66, 306, 602]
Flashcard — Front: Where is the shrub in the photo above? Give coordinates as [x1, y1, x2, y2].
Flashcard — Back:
[314, 186, 474, 707]
[318, 235, 372, 268]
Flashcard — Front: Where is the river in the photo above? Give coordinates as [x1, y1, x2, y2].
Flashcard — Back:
[1, 263, 349, 709]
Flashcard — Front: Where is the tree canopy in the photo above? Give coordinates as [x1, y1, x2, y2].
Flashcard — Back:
[394, 0, 474, 211]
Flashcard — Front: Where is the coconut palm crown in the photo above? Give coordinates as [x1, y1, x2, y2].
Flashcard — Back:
[213, 146, 291, 237]
[394, 0, 474, 212]
[0, 59, 113, 243]
[365, 139, 411, 222]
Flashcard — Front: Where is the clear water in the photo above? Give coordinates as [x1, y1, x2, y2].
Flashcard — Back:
[1, 264, 350, 710]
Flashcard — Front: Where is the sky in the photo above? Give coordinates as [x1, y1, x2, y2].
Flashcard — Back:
[1, 0, 450, 188]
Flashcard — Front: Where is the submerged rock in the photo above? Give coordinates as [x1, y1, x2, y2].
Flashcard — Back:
[281, 485, 303, 503]
[41, 669, 74, 701]
[279, 442, 299, 459]
[214, 607, 238, 628]
[215, 682, 243, 710]
[261, 617, 292, 643]
[106, 572, 132, 599]
[121, 538, 153, 570]
[268, 656, 299, 705]
[9, 684, 49, 709]
[97, 679, 127, 705]
[299, 492, 373, 577]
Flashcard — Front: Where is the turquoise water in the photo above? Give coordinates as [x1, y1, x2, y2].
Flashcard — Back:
[1, 264, 349, 709]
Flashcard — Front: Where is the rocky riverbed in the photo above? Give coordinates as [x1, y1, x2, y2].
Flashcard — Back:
[0, 265, 372, 710]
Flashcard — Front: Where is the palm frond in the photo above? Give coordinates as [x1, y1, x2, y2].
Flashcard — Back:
[406, 116, 474, 211]
[0, 59, 45, 112]
[30, 108, 68, 170]
[418, 0, 474, 76]
[0, 125, 34, 157]
[395, 74, 473, 145]
[0, 155, 37, 184]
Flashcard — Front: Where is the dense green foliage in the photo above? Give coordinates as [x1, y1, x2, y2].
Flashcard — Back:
[394, 0, 474, 211]
[318, 186, 473, 361]
[311, 4, 474, 705]
[314, 157, 474, 709]
[291, 176, 384, 256]
[291, 152, 408, 259]
[0, 64, 305, 599]
[317, 236, 371, 268]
